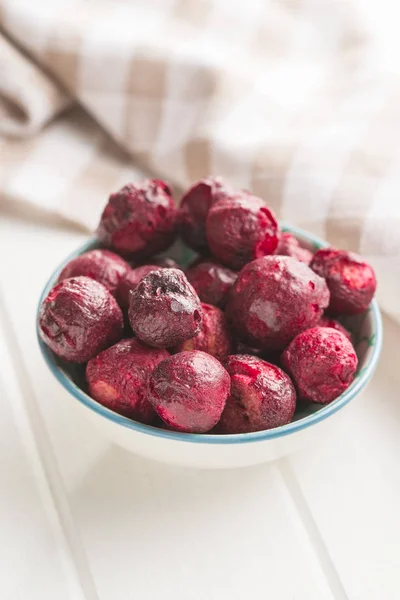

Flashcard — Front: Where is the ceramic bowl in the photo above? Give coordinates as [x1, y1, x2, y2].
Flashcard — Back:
[37, 224, 382, 469]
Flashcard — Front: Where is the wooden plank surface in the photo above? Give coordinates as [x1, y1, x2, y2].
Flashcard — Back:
[0, 205, 398, 599]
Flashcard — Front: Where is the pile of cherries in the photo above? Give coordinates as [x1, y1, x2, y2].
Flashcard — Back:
[38, 177, 377, 434]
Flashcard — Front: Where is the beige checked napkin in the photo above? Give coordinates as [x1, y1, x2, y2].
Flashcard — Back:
[0, 0, 399, 319]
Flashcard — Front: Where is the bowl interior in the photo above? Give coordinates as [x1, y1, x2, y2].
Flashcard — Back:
[37, 224, 382, 443]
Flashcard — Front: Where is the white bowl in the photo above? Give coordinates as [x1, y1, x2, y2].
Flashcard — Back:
[37, 225, 382, 469]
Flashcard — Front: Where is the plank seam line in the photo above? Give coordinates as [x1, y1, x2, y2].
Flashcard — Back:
[279, 458, 349, 600]
[0, 290, 99, 600]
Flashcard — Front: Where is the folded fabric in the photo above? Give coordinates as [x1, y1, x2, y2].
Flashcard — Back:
[0, 35, 70, 136]
[0, 0, 399, 321]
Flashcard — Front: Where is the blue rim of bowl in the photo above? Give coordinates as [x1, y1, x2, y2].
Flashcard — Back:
[36, 224, 383, 445]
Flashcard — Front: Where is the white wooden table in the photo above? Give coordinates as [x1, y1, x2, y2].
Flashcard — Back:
[1, 204, 399, 600]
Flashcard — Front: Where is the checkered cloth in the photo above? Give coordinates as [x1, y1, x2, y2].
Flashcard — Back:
[0, 0, 399, 319]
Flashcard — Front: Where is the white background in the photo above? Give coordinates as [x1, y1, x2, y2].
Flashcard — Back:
[1, 203, 399, 600]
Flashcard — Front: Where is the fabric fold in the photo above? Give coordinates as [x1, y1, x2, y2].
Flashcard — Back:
[0, 34, 70, 137]
[0, 0, 400, 321]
